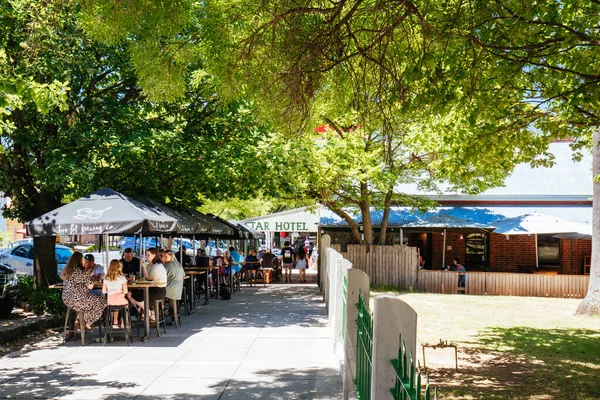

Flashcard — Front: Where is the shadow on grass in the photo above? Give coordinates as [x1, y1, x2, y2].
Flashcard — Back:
[429, 327, 600, 400]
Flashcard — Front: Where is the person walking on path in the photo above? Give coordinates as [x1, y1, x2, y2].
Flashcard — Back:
[61, 252, 107, 330]
[281, 241, 295, 283]
[295, 247, 308, 283]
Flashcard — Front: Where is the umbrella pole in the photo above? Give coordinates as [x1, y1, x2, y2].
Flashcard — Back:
[139, 233, 144, 276]
[180, 235, 184, 266]
[104, 234, 109, 272]
[441, 229, 447, 269]
[400, 228, 403, 245]
[535, 233, 539, 270]
[161, 234, 163, 250]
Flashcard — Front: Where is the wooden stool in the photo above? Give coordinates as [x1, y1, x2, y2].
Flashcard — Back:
[103, 304, 132, 346]
[153, 300, 167, 337]
[166, 298, 181, 328]
[63, 307, 86, 346]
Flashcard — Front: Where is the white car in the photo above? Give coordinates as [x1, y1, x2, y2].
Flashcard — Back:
[4, 244, 73, 275]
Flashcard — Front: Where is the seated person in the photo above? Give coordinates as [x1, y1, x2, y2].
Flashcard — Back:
[175, 246, 193, 267]
[120, 248, 141, 277]
[244, 250, 260, 270]
[84, 254, 105, 281]
[62, 252, 106, 330]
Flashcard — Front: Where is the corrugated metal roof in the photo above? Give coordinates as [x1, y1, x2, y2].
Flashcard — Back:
[394, 142, 592, 199]
[320, 205, 592, 227]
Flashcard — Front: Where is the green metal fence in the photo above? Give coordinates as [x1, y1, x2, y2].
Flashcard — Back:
[390, 334, 437, 400]
[341, 275, 347, 345]
[355, 290, 373, 400]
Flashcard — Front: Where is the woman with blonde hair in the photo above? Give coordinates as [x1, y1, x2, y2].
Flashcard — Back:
[102, 259, 129, 328]
[61, 252, 106, 330]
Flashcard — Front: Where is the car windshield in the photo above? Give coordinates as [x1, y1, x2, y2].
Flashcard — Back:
[55, 247, 73, 264]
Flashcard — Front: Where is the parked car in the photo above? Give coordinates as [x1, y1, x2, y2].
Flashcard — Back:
[0, 263, 19, 317]
[205, 240, 228, 257]
[8, 238, 33, 248]
[4, 244, 73, 276]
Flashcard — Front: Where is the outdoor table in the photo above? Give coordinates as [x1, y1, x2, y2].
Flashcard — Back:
[50, 280, 162, 342]
[184, 267, 213, 307]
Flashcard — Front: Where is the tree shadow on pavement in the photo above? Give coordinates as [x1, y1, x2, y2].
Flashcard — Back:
[0, 362, 341, 399]
[427, 327, 600, 400]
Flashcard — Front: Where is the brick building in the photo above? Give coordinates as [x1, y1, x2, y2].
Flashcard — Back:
[320, 141, 592, 275]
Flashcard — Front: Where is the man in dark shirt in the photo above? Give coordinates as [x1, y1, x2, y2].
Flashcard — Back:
[120, 248, 141, 276]
[175, 246, 193, 267]
[260, 249, 276, 269]
[280, 241, 295, 283]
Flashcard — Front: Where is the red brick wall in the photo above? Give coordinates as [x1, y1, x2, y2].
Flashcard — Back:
[407, 231, 589, 274]
[561, 239, 592, 274]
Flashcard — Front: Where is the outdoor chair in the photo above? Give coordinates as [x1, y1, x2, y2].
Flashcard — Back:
[103, 304, 132, 346]
[153, 300, 168, 337]
[63, 307, 103, 346]
[165, 298, 181, 328]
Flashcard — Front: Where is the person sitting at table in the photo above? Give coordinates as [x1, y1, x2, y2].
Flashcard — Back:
[175, 246, 193, 267]
[228, 246, 242, 272]
[84, 254, 105, 282]
[195, 248, 213, 292]
[120, 248, 141, 277]
[295, 247, 308, 283]
[161, 250, 185, 315]
[102, 259, 129, 328]
[130, 247, 167, 323]
[61, 252, 107, 330]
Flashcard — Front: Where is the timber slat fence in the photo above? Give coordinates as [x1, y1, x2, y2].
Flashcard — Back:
[418, 270, 590, 298]
[332, 244, 418, 289]
[332, 244, 590, 298]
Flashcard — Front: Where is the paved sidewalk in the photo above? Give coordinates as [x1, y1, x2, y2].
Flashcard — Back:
[0, 279, 341, 399]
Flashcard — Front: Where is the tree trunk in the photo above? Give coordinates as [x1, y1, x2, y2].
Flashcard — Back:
[378, 191, 393, 245]
[323, 201, 362, 244]
[576, 128, 600, 316]
[361, 201, 373, 245]
[360, 182, 373, 246]
[33, 236, 58, 290]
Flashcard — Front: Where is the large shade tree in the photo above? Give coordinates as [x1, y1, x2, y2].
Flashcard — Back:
[81, 1, 599, 314]
[0, 0, 280, 289]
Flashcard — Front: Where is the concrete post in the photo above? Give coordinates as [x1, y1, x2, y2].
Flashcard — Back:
[319, 234, 331, 297]
[343, 268, 370, 400]
[371, 296, 418, 400]
[334, 258, 352, 352]
[327, 249, 343, 319]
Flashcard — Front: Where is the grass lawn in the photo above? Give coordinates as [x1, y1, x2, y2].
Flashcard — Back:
[372, 291, 600, 400]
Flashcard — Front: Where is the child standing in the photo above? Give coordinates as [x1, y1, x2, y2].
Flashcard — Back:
[102, 259, 129, 328]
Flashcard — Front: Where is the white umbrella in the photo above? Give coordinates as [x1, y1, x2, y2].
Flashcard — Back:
[493, 213, 592, 268]
[492, 213, 591, 236]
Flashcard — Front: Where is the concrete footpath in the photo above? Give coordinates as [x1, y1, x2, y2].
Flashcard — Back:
[0, 278, 342, 399]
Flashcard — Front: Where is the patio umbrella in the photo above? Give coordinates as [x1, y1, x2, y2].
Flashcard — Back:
[492, 212, 592, 268]
[492, 213, 591, 236]
[27, 188, 178, 237]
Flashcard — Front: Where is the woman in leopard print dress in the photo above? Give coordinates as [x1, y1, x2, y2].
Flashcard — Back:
[61, 252, 106, 329]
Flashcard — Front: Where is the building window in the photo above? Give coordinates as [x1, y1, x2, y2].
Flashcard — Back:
[538, 234, 560, 266]
[465, 233, 488, 269]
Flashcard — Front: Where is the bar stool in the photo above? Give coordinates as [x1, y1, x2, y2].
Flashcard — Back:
[103, 304, 132, 346]
[153, 300, 167, 337]
[63, 307, 86, 345]
[181, 285, 190, 317]
[165, 298, 181, 328]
